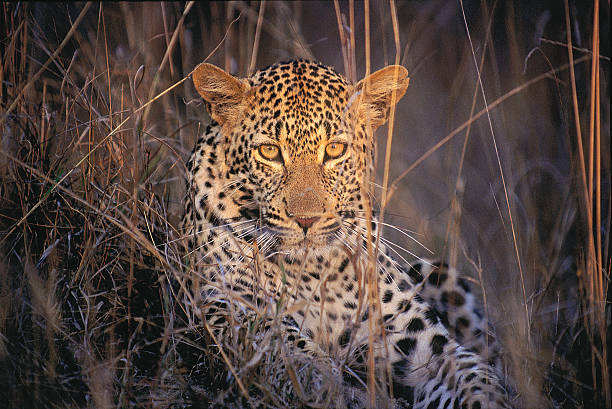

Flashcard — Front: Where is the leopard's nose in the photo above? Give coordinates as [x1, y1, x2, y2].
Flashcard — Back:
[294, 216, 319, 232]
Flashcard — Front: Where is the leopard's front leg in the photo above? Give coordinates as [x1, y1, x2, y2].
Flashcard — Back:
[385, 328, 510, 409]
[377, 275, 512, 409]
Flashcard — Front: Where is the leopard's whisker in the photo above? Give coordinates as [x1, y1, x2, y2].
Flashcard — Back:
[258, 232, 279, 256]
[352, 216, 432, 254]
[254, 231, 276, 256]
[349, 213, 420, 235]
[221, 179, 243, 189]
[182, 221, 258, 256]
[187, 224, 258, 262]
[347, 220, 425, 262]
[344, 220, 428, 267]
[339, 224, 387, 264]
[333, 231, 362, 255]
[225, 182, 247, 199]
[235, 225, 260, 240]
[178, 218, 255, 238]
[343, 223, 421, 272]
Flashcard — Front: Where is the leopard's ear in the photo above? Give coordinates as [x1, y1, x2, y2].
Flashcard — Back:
[353, 65, 409, 130]
[192, 62, 250, 125]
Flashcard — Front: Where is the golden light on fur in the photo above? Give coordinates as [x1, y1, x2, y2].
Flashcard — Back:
[354, 65, 409, 129]
[192, 62, 249, 125]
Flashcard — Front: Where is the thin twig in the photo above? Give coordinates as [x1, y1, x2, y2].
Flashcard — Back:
[247, 1, 265, 77]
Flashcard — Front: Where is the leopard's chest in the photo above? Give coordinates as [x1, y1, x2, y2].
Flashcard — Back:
[281, 263, 362, 345]
[275, 254, 419, 353]
[199, 229, 423, 353]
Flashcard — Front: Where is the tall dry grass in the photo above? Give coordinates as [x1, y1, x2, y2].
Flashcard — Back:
[0, 2, 609, 408]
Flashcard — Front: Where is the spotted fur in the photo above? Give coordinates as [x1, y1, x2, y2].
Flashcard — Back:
[181, 59, 511, 408]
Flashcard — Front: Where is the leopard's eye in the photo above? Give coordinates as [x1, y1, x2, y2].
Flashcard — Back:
[258, 144, 281, 161]
[324, 142, 347, 160]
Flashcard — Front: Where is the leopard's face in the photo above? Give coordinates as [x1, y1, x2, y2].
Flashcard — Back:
[239, 63, 368, 251]
[192, 59, 408, 255]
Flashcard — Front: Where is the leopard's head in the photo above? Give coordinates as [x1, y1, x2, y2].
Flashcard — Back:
[192, 60, 408, 255]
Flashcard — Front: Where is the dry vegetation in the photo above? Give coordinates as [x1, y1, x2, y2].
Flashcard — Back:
[0, 2, 609, 408]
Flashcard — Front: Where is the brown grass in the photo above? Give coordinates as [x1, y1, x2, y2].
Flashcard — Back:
[0, 2, 609, 408]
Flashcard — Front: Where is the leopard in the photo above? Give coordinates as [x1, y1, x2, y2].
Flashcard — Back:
[181, 59, 512, 408]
